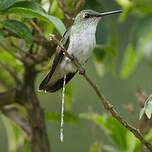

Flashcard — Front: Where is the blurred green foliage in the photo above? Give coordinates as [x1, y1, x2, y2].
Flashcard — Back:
[80, 113, 142, 152]
[1, 0, 152, 152]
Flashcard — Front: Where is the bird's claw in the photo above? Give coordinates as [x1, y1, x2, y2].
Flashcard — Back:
[79, 68, 85, 75]
[70, 54, 85, 75]
[70, 54, 75, 61]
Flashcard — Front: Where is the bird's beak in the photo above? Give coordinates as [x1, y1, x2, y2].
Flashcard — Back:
[95, 10, 122, 17]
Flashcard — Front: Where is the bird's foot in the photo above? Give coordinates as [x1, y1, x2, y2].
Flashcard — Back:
[79, 67, 85, 75]
[70, 54, 75, 61]
[70, 54, 85, 75]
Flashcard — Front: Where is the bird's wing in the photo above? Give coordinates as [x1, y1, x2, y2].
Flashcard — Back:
[45, 72, 77, 92]
[39, 29, 71, 91]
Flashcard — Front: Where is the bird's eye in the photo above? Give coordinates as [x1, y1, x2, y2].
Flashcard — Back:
[83, 13, 90, 19]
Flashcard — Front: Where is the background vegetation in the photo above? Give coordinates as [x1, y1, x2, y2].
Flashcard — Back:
[0, 0, 152, 152]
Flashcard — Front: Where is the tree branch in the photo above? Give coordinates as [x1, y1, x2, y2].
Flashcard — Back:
[0, 67, 50, 152]
[50, 34, 152, 151]
[11, 42, 29, 56]
[57, 0, 71, 20]
[29, 20, 44, 37]
[0, 61, 21, 85]
[73, 0, 86, 16]
[11, 42, 39, 64]
[0, 89, 18, 108]
[23, 66, 50, 152]
[3, 29, 56, 57]
[1, 105, 32, 141]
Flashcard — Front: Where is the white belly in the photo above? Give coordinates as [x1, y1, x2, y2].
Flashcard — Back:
[69, 33, 95, 63]
[60, 27, 96, 73]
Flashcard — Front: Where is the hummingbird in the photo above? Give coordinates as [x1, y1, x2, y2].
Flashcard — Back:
[39, 9, 122, 92]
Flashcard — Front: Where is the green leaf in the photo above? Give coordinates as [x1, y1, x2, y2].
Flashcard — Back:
[1, 20, 32, 46]
[23, 139, 31, 152]
[132, 15, 152, 49]
[103, 145, 120, 152]
[64, 83, 73, 110]
[0, 50, 22, 88]
[120, 45, 135, 78]
[145, 95, 152, 119]
[139, 108, 145, 120]
[80, 113, 127, 150]
[79, 112, 105, 127]
[50, 0, 63, 19]
[93, 46, 106, 61]
[79, 112, 90, 119]
[80, 113, 142, 151]
[134, 1, 152, 15]
[2, 1, 66, 35]
[0, 0, 18, 11]
[10, 1, 45, 12]
[104, 115, 127, 150]
[93, 44, 117, 77]
[120, 44, 143, 78]
[0, 50, 22, 70]
[139, 95, 152, 119]
[94, 45, 116, 60]
[45, 0, 64, 34]
[1, 116, 24, 152]
[89, 143, 100, 152]
[103, 46, 117, 57]
[119, 4, 132, 22]
[126, 131, 139, 152]
[45, 111, 81, 125]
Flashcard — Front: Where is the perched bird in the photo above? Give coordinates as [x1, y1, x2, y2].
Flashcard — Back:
[39, 9, 122, 92]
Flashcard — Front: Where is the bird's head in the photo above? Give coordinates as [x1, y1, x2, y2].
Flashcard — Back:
[74, 9, 122, 25]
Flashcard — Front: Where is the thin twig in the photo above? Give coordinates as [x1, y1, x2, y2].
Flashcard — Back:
[50, 34, 152, 151]
[88, 105, 102, 152]
[11, 42, 37, 62]
[56, 0, 71, 20]
[29, 20, 44, 37]
[73, 0, 86, 16]
[0, 61, 21, 85]
[3, 29, 56, 55]
[11, 42, 29, 56]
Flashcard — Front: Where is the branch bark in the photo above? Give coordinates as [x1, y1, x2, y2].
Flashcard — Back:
[23, 66, 50, 152]
[0, 89, 19, 108]
[50, 34, 152, 151]
[1, 105, 32, 141]
[0, 67, 50, 152]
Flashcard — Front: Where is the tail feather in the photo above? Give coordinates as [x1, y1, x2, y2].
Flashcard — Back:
[46, 72, 77, 92]
[39, 72, 52, 91]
